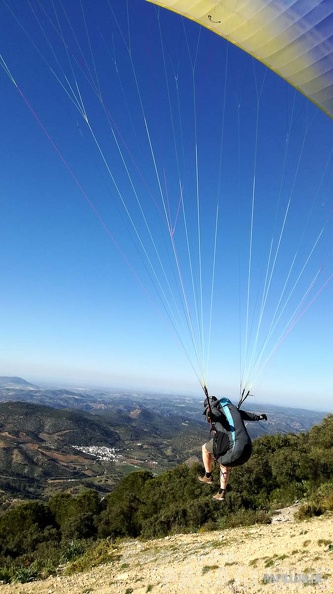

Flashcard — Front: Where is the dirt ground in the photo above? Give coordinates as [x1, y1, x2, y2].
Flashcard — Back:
[1, 506, 332, 594]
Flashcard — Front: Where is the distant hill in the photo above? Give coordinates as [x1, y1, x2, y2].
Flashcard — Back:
[0, 401, 123, 500]
[0, 376, 327, 432]
[0, 401, 121, 447]
[0, 376, 38, 389]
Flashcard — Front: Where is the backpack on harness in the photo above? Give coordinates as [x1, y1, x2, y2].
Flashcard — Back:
[204, 398, 233, 461]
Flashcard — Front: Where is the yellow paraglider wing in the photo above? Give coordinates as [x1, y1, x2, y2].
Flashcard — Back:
[146, 0, 333, 119]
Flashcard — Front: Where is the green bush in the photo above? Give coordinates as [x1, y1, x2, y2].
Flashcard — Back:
[49, 489, 101, 539]
[61, 512, 97, 541]
[0, 566, 12, 584]
[295, 502, 325, 520]
[218, 508, 271, 529]
[64, 539, 119, 575]
[0, 502, 58, 558]
[61, 540, 88, 563]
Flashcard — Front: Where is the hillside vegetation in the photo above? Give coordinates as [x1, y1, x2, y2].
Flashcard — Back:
[0, 414, 332, 586]
[1, 511, 332, 593]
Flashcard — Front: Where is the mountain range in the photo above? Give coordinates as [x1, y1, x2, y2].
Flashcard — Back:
[0, 376, 328, 505]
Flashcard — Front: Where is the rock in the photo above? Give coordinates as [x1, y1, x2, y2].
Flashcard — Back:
[116, 572, 129, 580]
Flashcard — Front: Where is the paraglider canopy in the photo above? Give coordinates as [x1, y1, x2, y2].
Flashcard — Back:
[147, 0, 333, 119]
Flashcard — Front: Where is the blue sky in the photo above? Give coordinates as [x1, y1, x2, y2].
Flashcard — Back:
[1, 0, 333, 411]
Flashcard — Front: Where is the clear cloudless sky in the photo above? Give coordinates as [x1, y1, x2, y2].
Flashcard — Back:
[1, 0, 333, 411]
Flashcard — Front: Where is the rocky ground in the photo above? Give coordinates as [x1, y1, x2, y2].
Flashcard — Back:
[1, 506, 332, 594]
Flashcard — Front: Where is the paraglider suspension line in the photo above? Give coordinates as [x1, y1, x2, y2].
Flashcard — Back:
[208, 15, 221, 24]
[203, 384, 214, 429]
[238, 388, 251, 409]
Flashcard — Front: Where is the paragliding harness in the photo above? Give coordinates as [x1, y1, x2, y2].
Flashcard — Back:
[203, 387, 233, 462]
[203, 386, 253, 463]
